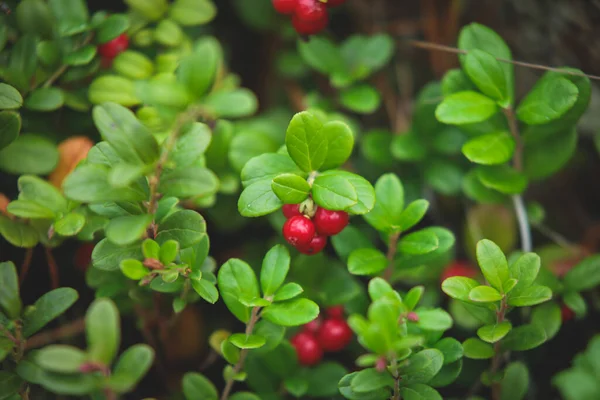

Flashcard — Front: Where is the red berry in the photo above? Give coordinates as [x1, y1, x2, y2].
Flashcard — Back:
[272, 0, 297, 14]
[440, 261, 478, 282]
[326, 305, 344, 320]
[97, 34, 129, 59]
[291, 332, 323, 366]
[283, 216, 315, 247]
[303, 318, 322, 334]
[317, 318, 353, 352]
[282, 203, 302, 219]
[291, 13, 328, 35]
[325, 0, 346, 6]
[295, 0, 327, 22]
[296, 234, 327, 255]
[313, 208, 349, 236]
[561, 304, 575, 322]
[406, 312, 419, 322]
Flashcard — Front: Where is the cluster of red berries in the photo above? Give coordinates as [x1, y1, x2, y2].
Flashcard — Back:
[97, 34, 129, 67]
[282, 203, 348, 255]
[272, 0, 345, 36]
[290, 306, 353, 366]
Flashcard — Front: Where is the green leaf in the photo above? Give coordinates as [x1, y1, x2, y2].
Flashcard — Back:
[106, 214, 153, 246]
[159, 240, 179, 265]
[338, 371, 390, 400]
[434, 338, 463, 365]
[531, 301, 561, 340]
[508, 285, 552, 307]
[191, 278, 219, 304]
[178, 40, 219, 99]
[398, 200, 429, 232]
[476, 239, 510, 292]
[156, 210, 206, 249]
[24, 87, 64, 111]
[464, 49, 508, 104]
[0, 216, 39, 248]
[477, 321, 512, 343]
[462, 131, 515, 165]
[229, 393, 260, 400]
[7, 200, 55, 219]
[229, 131, 278, 173]
[54, 212, 85, 236]
[86, 298, 120, 364]
[404, 286, 424, 311]
[563, 255, 600, 292]
[18, 175, 67, 214]
[238, 180, 283, 217]
[476, 165, 528, 194]
[182, 372, 218, 400]
[508, 252, 540, 295]
[92, 102, 159, 165]
[120, 259, 149, 280]
[170, 0, 216, 26]
[350, 368, 394, 393]
[340, 84, 381, 114]
[260, 244, 291, 297]
[271, 173, 310, 204]
[435, 91, 497, 125]
[363, 173, 404, 233]
[49, 0, 89, 36]
[441, 276, 480, 301]
[0, 111, 21, 151]
[63, 45, 96, 66]
[23, 287, 78, 337]
[501, 324, 547, 351]
[500, 362, 529, 400]
[217, 259, 259, 323]
[469, 286, 503, 302]
[312, 171, 358, 211]
[298, 36, 345, 77]
[399, 349, 444, 384]
[347, 248, 387, 276]
[424, 159, 464, 196]
[415, 309, 453, 331]
[285, 111, 328, 172]
[0, 84, 23, 110]
[170, 123, 211, 168]
[108, 344, 154, 393]
[64, 164, 146, 203]
[516, 77, 578, 125]
[159, 166, 219, 199]
[241, 153, 304, 188]
[203, 89, 257, 118]
[0, 262, 22, 319]
[229, 333, 266, 349]
[0, 134, 58, 175]
[273, 282, 303, 302]
[400, 384, 443, 400]
[463, 169, 506, 204]
[563, 291, 586, 318]
[92, 238, 142, 271]
[96, 13, 128, 42]
[335, 171, 375, 215]
[34, 345, 87, 373]
[398, 230, 440, 255]
[319, 121, 354, 171]
[462, 338, 494, 359]
[523, 128, 578, 180]
[391, 132, 428, 162]
[253, 320, 285, 352]
[262, 298, 319, 327]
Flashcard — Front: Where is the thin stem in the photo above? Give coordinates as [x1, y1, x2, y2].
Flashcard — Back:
[407, 39, 600, 81]
[383, 231, 401, 282]
[533, 223, 576, 250]
[25, 318, 85, 350]
[44, 247, 59, 289]
[19, 248, 33, 284]
[220, 307, 261, 400]
[0, 324, 18, 344]
[390, 354, 401, 400]
[490, 298, 508, 400]
[504, 108, 523, 171]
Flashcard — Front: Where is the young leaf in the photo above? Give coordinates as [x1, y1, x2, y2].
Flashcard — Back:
[271, 173, 310, 204]
[435, 91, 498, 125]
[108, 344, 154, 393]
[273, 282, 303, 302]
[462, 131, 515, 165]
[400, 384, 443, 400]
[476, 239, 510, 292]
[363, 173, 404, 232]
[54, 212, 85, 236]
[229, 333, 266, 349]
[398, 199, 429, 231]
[398, 230, 440, 255]
[34, 345, 87, 373]
[441, 276, 480, 301]
[463, 49, 508, 104]
[260, 244, 291, 297]
[462, 338, 494, 359]
[319, 121, 354, 170]
[312, 171, 358, 211]
[238, 180, 283, 217]
[182, 372, 218, 400]
[86, 298, 120, 364]
[469, 286, 503, 302]
[500, 362, 529, 400]
[340, 84, 381, 114]
[347, 248, 387, 276]
[285, 111, 328, 172]
[0, 261, 22, 319]
[22, 287, 78, 337]
[415, 309, 453, 331]
[261, 298, 319, 327]
[516, 77, 578, 125]
[217, 259, 260, 323]
[507, 285, 552, 307]
[350, 368, 394, 393]
[120, 259, 149, 280]
[501, 324, 547, 351]
[477, 321, 512, 343]
[155, 210, 206, 248]
[508, 252, 541, 295]
[191, 279, 219, 304]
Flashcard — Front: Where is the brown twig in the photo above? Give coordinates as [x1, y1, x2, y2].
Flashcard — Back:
[220, 307, 261, 400]
[382, 231, 401, 282]
[25, 318, 85, 350]
[19, 248, 33, 285]
[503, 108, 523, 172]
[44, 247, 59, 289]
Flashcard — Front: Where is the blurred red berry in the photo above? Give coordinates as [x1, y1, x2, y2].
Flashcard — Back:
[326, 305, 345, 320]
[272, 0, 297, 14]
[291, 332, 323, 366]
[303, 318, 322, 334]
[282, 203, 302, 219]
[317, 318, 353, 352]
[295, 0, 327, 22]
[283, 216, 315, 247]
[97, 34, 129, 59]
[561, 304, 575, 322]
[296, 234, 327, 255]
[406, 312, 419, 322]
[74, 243, 95, 272]
[313, 208, 349, 236]
[440, 261, 478, 282]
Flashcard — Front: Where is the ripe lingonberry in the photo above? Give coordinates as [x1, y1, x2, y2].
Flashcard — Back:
[291, 332, 323, 366]
[561, 304, 575, 322]
[282, 203, 302, 219]
[296, 234, 327, 255]
[303, 318, 322, 334]
[440, 261, 478, 282]
[283, 216, 315, 247]
[272, 0, 297, 14]
[295, 0, 327, 22]
[291, 12, 328, 35]
[317, 318, 353, 352]
[97, 34, 129, 59]
[326, 305, 345, 320]
[313, 208, 349, 236]
[326, 0, 346, 6]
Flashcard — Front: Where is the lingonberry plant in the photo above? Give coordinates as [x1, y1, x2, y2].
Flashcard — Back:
[1, 0, 600, 399]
